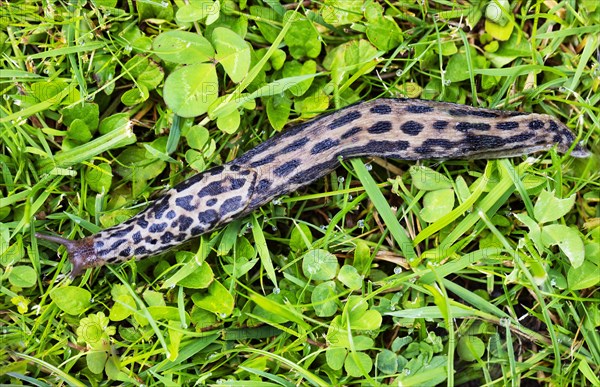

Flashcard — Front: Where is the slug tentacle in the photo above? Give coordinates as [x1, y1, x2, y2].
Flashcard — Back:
[37, 98, 589, 276]
[35, 233, 96, 277]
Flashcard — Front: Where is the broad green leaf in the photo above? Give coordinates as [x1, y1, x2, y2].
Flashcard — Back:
[216, 108, 241, 134]
[353, 239, 372, 276]
[212, 27, 251, 83]
[541, 224, 585, 268]
[249, 6, 282, 43]
[86, 351, 107, 374]
[283, 11, 321, 59]
[485, 19, 514, 41]
[302, 249, 339, 280]
[326, 347, 347, 370]
[457, 336, 485, 361]
[8, 266, 37, 288]
[192, 280, 234, 316]
[153, 30, 214, 64]
[376, 349, 398, 375]
[311, 281, 338, 317]
[177, 262, 214, 289]
[67, 119, 93, 143]
[338, 265, 363, 290]
[147, 306, 188, 321]
[121, 85, 149, 106]
[163, 63, 218, 117]
[109, 294, 136, 321]
[114, 145, 166, 182]
[321, 0, 364, 25]
[98, 113, 129, 135]
[184, 125, 210, 150]
[289, 223, 313, 251]
[62, 102, 99, 131]
[409, 166, 453, 191]
[282, 60, 317, 97]
[350, 310, 382, 331]
[567, 261, 599, 290]
[420, 189, 455, 223]
[533, 190, 575, 224]
[294, 88, 329, 118]
[123, 55, 164, 90]
[176, 0, 219, 23]
[344, 351, 372, 377]
[366, 16, 403, 51]
[51, 286, 91, 315]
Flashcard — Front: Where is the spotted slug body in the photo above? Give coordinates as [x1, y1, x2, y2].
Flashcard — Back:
[37, 98, 589, 276]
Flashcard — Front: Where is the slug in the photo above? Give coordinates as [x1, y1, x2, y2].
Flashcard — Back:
[36, 98, 589, 277]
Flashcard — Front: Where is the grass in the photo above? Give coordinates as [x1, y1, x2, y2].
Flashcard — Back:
[1, 0, 599, 385]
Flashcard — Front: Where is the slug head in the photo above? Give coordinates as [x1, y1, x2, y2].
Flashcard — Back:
[36, 233, 98, 277]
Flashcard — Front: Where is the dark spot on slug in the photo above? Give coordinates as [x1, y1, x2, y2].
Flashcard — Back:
[166, 210, 176, 219]
[153, 197, 170, 219]
[134, 246, 148, 256]
[400, 121, 424, 136]
[281, 138, 310, 153]
[328, 111, 362, 130]
[507, 132, 536, 143]
[178, 215, 194, 231]
[311, 139, 340, 154]
[274, 159, 301, 177]
[198, 181, 225, 198]
[206, 198, 217, 206]
[109, 239, 127, 251]
[528, 120, 545, 130]
[220, 196, 243, 216]
[553, 134, 562, 143]
[430, 139, 457, 149]
[561, 129, 575, 142]
[341, 126, 362, 139]
[456, 122, 491, 132]
[230, 178, 246, 190]
[132, 231, 142, 244]
[466, 110, 499, 118]
[175, 233, 188, 242]
[229, 165, 241, 171]
[417, 139, 456, 151]
[358, 140, 410, 155]
[448, 108, 469, 116]
[111, 225, 134, 238]
[240, 169, 251, 176]
[119, 247, 131, 257]
[367, 121, 392, 134]
[370, 104, 392, 114]
[160, 232, 174, 244]
[433, 121, 449, 130]
[149, 222, 168, 233]
[406, 104, 434, 114]
[497, 122, 519, 130]
[175, 195, 196, 211]
[137, 218, 149, 229]
[174, 171, 205, 192]
[94, 241, 104, 249]
[209, 166, 225, 175]
[250, 154, 276, 167]
[191, 226, 203, 236]
[257, 179, 271, 191]
[549, 121, 559, 131]
[198, 209, 219, 226]
[465, 134, 505, 150]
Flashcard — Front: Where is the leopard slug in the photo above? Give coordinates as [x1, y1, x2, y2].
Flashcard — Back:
[36, 98, 589, 277]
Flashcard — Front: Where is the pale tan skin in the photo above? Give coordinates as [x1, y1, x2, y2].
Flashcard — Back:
[36, 98, 589, 277]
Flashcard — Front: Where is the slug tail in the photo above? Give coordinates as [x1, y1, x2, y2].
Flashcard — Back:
[36, 233, 98, 277]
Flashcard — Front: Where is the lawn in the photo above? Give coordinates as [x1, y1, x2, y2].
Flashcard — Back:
[1, 0, 599, 385]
